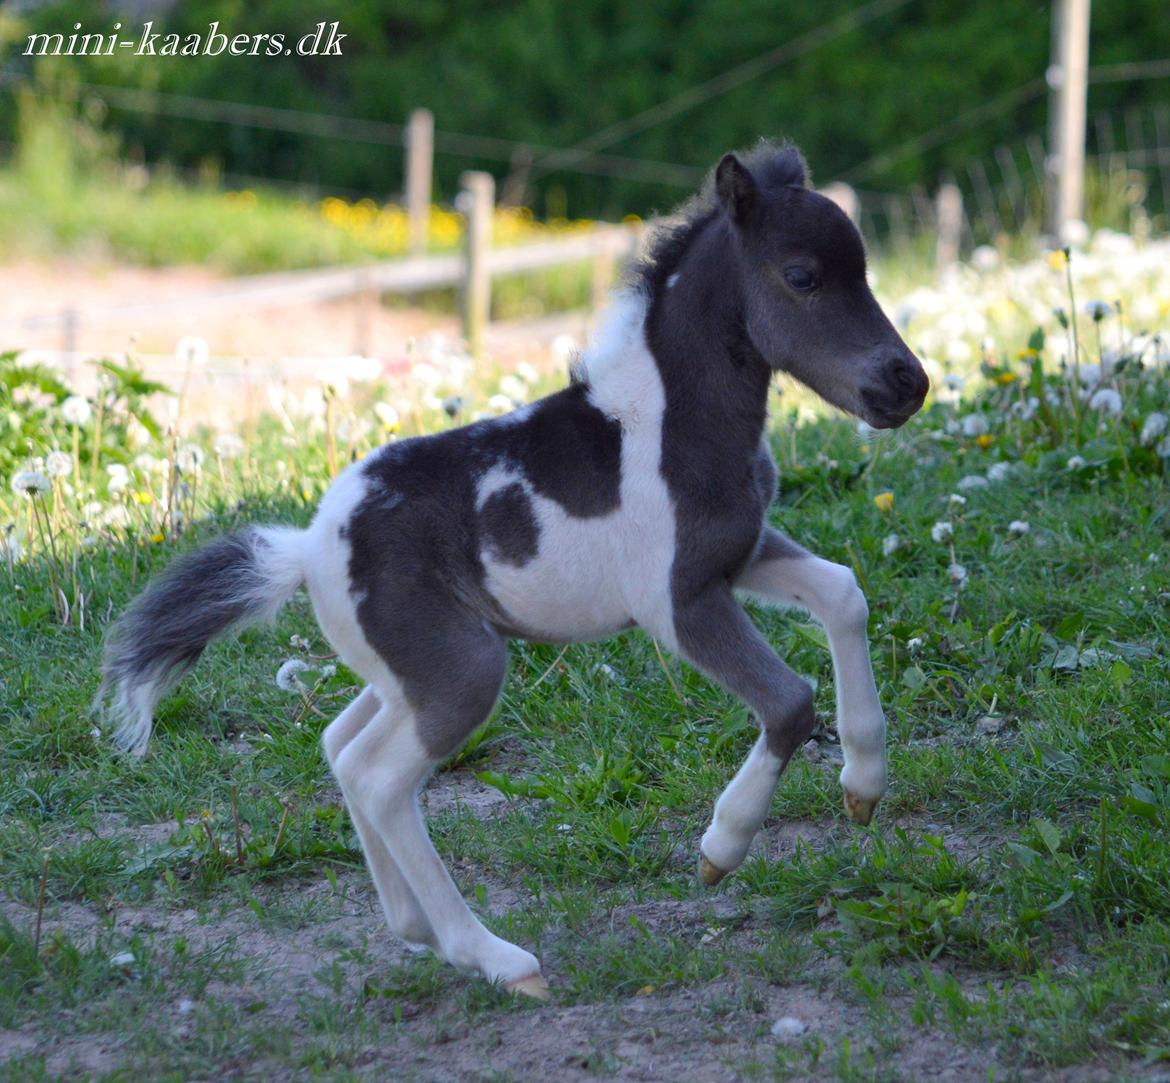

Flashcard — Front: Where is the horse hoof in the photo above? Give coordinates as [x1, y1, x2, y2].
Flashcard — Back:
[844, 792, 879, 826]
[698, 853, 728, 886]
[504, 973, 551, 1001]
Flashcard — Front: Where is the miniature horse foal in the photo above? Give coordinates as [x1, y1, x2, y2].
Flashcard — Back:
[100, 144, 928, 998]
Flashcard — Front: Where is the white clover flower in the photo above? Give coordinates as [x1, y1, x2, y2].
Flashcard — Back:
[61, 395, 92, 426]
[948, 562, 968, 587]
[957, 475, 989, 491]
[948, 493, 967, 508]
[11, 470, 50, 496]
[931, 520, 954, 544]
[373, 401, 400, 430]
[960, 414, 989, 438]
[275, 658, 311, 692]
[1087, 388, 1122, 415]
[987, 462, 1012, 482]
[214, 433, 245, 460]
[1008, 520, 1031, 536]
[176, 445, 205, 473]
[45, 451, 72, 478]
[1066, 455, 1087, 470]
[486, 394, 514, 415]
[882, 533, 901, 556]
[1140, 412, 1167, 446]
[175, 336, 209, 368]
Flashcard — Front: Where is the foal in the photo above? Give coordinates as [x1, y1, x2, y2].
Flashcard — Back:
[101, 143, 928, 999]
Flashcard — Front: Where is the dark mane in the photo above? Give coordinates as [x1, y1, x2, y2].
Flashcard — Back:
[627, 141, 808, 296]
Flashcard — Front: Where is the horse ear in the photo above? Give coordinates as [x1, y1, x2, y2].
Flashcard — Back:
[715, 153, 756, 222]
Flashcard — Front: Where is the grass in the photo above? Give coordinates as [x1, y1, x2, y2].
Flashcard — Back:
[2, 262, 1170, 1079]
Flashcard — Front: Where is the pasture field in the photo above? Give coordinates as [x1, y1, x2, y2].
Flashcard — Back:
[2, 243, 1170, 1082]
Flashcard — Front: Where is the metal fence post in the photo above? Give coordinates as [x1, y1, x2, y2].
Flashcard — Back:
[459, 171, 494, 358]
[406, 108, 434, 257]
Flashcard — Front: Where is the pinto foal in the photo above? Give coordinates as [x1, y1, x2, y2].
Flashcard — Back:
[101, 144, 928, 999]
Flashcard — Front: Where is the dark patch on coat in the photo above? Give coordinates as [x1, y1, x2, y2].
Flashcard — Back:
[344, 384, 623, 757]
[479, 482, 539, 567]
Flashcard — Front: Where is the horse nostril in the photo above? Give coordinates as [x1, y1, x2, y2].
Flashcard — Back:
[886, 355, 926, 396]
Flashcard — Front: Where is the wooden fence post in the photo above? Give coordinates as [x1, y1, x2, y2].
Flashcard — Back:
[1047, 0, 1092, 236]
[935, 182, 963, 270]
[459, 171, 494, 358]
[406, 108, 434, 257]
[819, 181, 859, 224]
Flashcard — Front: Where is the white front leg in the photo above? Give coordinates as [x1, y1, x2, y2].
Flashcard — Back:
[736, 532, 887, 823]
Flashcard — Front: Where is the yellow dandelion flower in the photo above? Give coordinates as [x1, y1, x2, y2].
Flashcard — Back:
[133, 490, 153, 505]
[995, 372, 1018, 385]
[150, 531, 165, 544]
[1047, 249, 1069, 270]
[873, 491, 895, 512]
[975, 434, 994, 449]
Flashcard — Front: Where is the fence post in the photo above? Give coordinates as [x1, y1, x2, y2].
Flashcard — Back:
[406, 108, 434, 257]
[1046, 0, 1091, 236]
[353, 266, 374, 356]
[819, 181, 859, 224]
[459, 171, 494, 358]
[935, 182, 963, 270]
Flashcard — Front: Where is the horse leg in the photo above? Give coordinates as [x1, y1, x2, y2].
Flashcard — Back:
[736, 527, 887, 825]
[330, 629, 548, 999]
[671, 584, 816, 885]
[322, 686, 436, 949]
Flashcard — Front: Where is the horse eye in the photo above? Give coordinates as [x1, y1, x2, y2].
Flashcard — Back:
[783, 268, 818, 292]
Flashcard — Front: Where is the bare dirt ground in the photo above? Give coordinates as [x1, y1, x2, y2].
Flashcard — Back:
[3, 769, 1163, 1083]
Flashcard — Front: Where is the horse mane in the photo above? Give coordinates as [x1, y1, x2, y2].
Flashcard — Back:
[627, 141, 808, 296]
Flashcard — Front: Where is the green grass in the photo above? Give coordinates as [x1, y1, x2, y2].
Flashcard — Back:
[2, 315, 1169, 1079]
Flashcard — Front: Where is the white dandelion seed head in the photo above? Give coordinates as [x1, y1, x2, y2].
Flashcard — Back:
[957, 474, 989, 491]
[1083, 299, 1113, 322]
[1139, 412, 1167, 446]
[882, 533, 901, 556]
[11, 470, 50, 496]
[275, 658, 311, 692]
[907, 637, 923, 653]
[319, 664, 337, 679]
[987, 462, 1012, 482]
[948, 562, 969, 587]
[61, 395, 92, 426]
[289, 634, 311, 651]
[1011, 396, 1040, 422]
[943, 373, 967, 392]
[498, 374, 528, 403]
[948, 493, 968, 507]
[176, 445, 205, 473]
[960, 414, 989, 438]
[1087, 388, 1122, 415]
[515, 361, 539, 385]
[373, 401, 400, 430]
[316, 370, 350, 399]
[175, 336, 209, 368]
[106, 463, 130, 494]
[214, 433, 244, 460]
[1066, 455, 1087, 471]
[1077, 364, 1102, 388]
[931, 520, 954, 544]
[486, 394, 514, 415]
[1008, 520, 1030, 536]
[44, 451, 72, 478]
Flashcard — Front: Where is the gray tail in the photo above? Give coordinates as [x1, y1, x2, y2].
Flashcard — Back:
[97, 525, 306, 756]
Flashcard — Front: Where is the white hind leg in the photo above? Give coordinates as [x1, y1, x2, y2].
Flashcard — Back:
[322, 687, 436, 948]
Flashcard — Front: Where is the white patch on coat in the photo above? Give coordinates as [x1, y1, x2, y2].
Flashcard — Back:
[478, 292, 679, 646]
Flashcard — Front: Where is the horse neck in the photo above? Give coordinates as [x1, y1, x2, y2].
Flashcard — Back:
[645, 222, 772, 464]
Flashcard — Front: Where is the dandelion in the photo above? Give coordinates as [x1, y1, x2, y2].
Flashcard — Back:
[175, 336, 209, 368]
[275, 658, 311, 692]
[1139, 412, 1167, 446]
[487, 394, 514, 415]
[1047, 248, 1069, 270]
[931, 521, 954, 544]
[373, 402, 400, 431]
[987, 462, 1012, 482]
[317, 370, 350, 400]
[441, 395, 464, 418]
[176, 445, 205, 473]
[948, 493, 967, 508]
[1087, 388, 1122, 415]
[515, 361, 539, 385]
[1008, 520, 1031, 536]
[948, 562, 968, 588]
[44, 451, 72, 479]
[1066, 455, 1087, 470]
[1084, 299, 1113, 322]
[943, 373, 966, 392]
[498, 374, 528, 402]
[106, 463, 130, 494]
[11, 470, 50, 496]
[290, 634, 311, 651]
[957, 475, 989, 491]
[214, 433, 244, 459]
[975, 433, 994, 449]
[882, 533, 901, 556]
[873, 491, 894, 513]
[994, 371, 1018, 385]
[960, 414, 989, 438]
[61, 395, 92, 426]
[907, 637, 923, 653]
